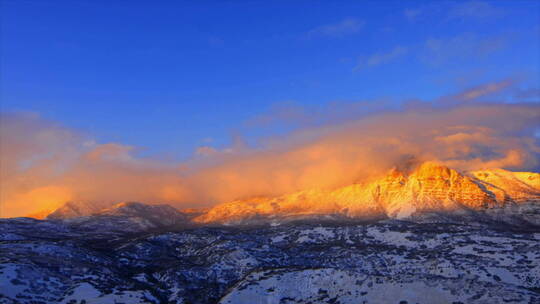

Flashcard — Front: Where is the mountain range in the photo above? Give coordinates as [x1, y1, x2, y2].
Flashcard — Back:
[35, 161, 540, 226]
[2, 161, 539, 303]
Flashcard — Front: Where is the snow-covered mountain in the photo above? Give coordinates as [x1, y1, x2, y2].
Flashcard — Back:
[43, 201, 192, 234]
[46, 200, 112, 220]
[2, 162, 539, 303]
[194, 162, 540, 224]
[35, 162, 540, 227]
[47, 201, 189, 222]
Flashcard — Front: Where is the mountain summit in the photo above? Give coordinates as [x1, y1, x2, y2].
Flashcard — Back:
[194, 162, 540, 224]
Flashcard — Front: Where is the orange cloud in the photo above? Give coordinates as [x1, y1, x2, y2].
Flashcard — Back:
[1, 90, 539, 218]
[1, 186, 72, 218]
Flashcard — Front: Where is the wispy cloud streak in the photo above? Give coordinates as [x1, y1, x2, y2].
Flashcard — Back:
[306, 18, 364, 38]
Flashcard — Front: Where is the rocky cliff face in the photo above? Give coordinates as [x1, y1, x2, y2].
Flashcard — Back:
[195, 162, 540, 223]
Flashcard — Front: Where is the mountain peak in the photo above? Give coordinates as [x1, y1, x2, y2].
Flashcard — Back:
[412, 161, 455, 178]
[385, 161, 459, 181]
[46, 200, 111, 220]
[195, 162, 540, 224]
[44, 200, 190, 228]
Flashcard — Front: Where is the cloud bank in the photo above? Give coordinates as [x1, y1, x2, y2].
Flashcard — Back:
[1, 85, 539, 217]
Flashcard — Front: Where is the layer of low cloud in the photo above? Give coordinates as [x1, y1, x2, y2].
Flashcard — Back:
[1, 83, 539, 217]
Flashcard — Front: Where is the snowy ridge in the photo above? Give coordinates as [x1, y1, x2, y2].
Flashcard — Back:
[195, 162, 540, 224]
[46, 200, 112, 220]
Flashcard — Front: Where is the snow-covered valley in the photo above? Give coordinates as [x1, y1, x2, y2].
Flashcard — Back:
[1, 216, 539, 303]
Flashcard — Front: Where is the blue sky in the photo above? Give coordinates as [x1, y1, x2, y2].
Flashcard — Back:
[2, 0, 539, 159]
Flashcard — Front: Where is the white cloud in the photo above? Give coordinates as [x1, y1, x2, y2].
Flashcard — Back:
[367, 46, 408, 66]
[355, 46, 408, 71]
[307, 18, 364, 38]
[422, 33, 508, 66]
[403, 1, 501, 23]
[449, 1, 501, 20]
